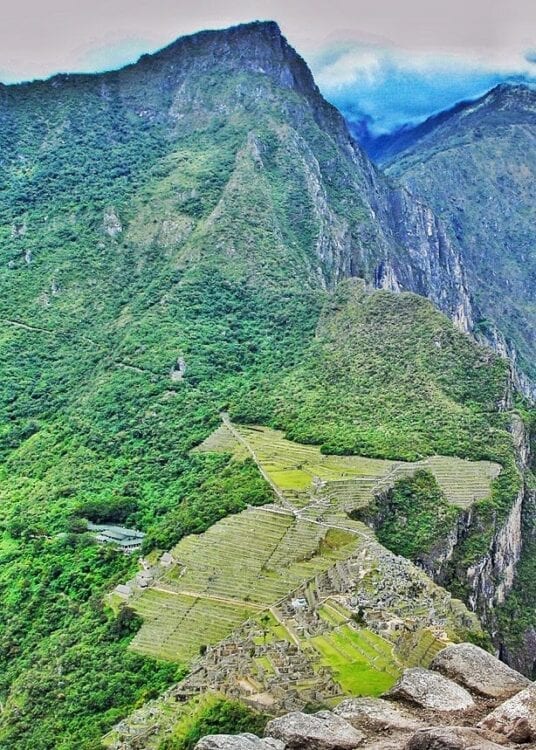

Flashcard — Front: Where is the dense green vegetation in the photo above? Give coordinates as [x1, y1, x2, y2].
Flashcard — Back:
[0, 21, 532, 750]
[257, 281, 511, 464]
[0, 535, 181, 749]
[356, 470, 459, 561]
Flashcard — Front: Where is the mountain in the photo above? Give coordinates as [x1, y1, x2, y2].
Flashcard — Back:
[0, 21, 474, 326]
[367, 84, 536, 391]
[0, 21, 533, 750]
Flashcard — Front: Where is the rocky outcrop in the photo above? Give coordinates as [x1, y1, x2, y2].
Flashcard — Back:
[386, 668, 475, 712]
[405, 726, 505, 750]
[103, 206, 123, 237]
[333, 698, 423, 733]
[194, 646, 534, 750]
[480, 684, 536, 743]
[265, 711, 365, 749]
[431, 643, 530, 699]
[196, 736, 285, 750]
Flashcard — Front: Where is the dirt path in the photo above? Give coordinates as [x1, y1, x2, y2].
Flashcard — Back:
[220, 412, 295, 511]
[151, 586, 264, 610]
[3, 318, 54, 334]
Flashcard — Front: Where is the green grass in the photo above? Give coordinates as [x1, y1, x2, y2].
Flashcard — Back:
[310, 626, 400, 696]
[129, 507, 363, 661]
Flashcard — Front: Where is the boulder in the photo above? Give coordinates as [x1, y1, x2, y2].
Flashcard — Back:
[431, 643, 530, 699]
[334, 697, 423, 732]
[265, 710, 365, 749]
[195, 735, 284, 750]
[405, 726, 507, 750]
[386, 668, 474, 711]
[479, 684, 536, 743]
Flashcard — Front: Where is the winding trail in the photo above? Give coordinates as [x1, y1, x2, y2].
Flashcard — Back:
[3, 318, 54, 334]
[3, 317, 162, 378]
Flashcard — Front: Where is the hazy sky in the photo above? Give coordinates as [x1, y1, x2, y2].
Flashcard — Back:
[1, 0, 535, 132]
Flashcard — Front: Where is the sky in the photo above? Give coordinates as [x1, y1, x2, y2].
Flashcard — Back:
[1, 0, 535, 134]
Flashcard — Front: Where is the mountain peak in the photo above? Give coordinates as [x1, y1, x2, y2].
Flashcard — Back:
[482, 81, 536, 109]
[127, 19, 319, 100]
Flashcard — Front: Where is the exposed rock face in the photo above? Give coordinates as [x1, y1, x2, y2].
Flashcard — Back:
[265, 711, 365, 749]
[480, 684, 536, 743]
[170, 356, 186, 381]
[405, 726, 506, 750]
[387, 668, 475, 711]
[501, 627, 536, 681]
[371, 185, 473, 332]
[103, 207, 123, 237]
[431, 643, 530, 699]
[196, 735, 285, 750]
[334, 697, 423, 733]
[465, 487, 524, 614]
[377, 83, 536, 390]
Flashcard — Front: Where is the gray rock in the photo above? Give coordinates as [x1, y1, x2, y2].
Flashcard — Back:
[195, 734, 285, 750]
[386, 667, 475, 711]
[431, 643, 530, 699]
[265, 710, 365, 749]
[103, 207, 123, 237]
[479, 683, 536, 743]
[334, 697, 423, 732]
[405, 726, 507, 750]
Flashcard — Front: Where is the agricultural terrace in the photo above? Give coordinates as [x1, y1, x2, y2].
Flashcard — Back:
[129, 419, 499, 665]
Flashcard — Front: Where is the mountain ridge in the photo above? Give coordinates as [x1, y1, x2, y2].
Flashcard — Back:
[367, 81, 536, 392]
[357, 82, 536, 165]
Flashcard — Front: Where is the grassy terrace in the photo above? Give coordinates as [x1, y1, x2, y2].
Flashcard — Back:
[129, 421, 499, 664]
[197, 423, 501, 511]
[129, 508, 363, 661]
[309, 625, 401, 696]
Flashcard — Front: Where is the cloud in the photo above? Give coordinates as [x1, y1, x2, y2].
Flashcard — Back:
[311, 44, 536, 133]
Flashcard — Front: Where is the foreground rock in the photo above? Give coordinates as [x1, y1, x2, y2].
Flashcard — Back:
[480, 684, 536, 743]
[334, 697, 423, 733]
[405, 726, 507, 750]
[265, 710, 365, 749]
[196, 735, 284, 750]
[431, 644, 530, 699]
[387, 667, 475, 711]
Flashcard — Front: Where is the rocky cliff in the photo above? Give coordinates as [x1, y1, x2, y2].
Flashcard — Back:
[372, 84, 536, 390]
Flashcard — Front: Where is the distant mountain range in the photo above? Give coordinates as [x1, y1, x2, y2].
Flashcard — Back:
[352, 83, 536, 389]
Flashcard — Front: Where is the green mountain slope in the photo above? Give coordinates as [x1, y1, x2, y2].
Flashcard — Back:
[378, 84, 536, 388]
[0, 21, 532, 750]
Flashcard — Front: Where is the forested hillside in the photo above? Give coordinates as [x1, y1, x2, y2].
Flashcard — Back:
[0, 21, 533, 750]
